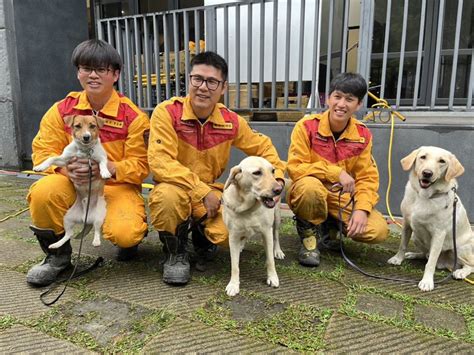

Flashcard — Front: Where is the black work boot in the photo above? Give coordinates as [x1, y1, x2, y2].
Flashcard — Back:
[117, 245, 139, 261]
[191, 223, 218, 272]
[294, 217, 322, 267]
[319, 216, 341, 251]
[159, 221, 190, 285]
[26, 226, 72, 286]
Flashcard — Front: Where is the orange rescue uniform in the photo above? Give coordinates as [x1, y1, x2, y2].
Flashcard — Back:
[148, 96, 286, 245]
[287, 111, 388, 243]
[28, 90, 150, 248]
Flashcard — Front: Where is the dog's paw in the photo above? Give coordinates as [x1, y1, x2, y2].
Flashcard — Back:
[100, 170, 112, 179]
[33, 164, 47, 172]
[387, 254, 404, 265]
[49, 242, 61, 249]
[225, 281, 240, 297]
[274, 248, 285, 260]
[418, 278, 434, 291]
[267, 274, 279, 288]
[405, 252, 424, 260]
[453, 268, 471, 280]
[92, 239, 101, 247]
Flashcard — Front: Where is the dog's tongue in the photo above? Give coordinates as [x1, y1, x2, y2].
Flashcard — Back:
[419, 179, 431, 188]
[262, 198, 276, 208]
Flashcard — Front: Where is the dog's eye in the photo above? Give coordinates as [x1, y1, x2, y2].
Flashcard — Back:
[89, 124, 97, 129]
[252, 171, 262, 176]
[439, 159, 446, 164]
[419, 155, 426, 160]
[74, 124, 82, 129]
[272, 168, 275, 174]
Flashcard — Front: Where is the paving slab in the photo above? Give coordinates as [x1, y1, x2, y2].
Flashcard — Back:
[88, 265, 219, 316]
[0, 324, 91, 354]
[0, 238, 43, 268]
[355, 293, 405, 320]
[343, 268, 474, 307]
[237, 262, 347, 310]
[0, 269, 78, 320]
[143, 317, 289, 353]
[414, 304, 468, 335]
[324, 313, 473, 353]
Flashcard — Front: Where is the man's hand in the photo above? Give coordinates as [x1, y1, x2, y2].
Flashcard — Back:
[347, 209, 368, 238]
[65, 157, 100, 185]
[203, 191, 221, 218]
[339, 170, 355, 196]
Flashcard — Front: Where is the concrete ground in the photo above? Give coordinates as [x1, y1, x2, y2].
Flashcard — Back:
[0, 172, 473, 353]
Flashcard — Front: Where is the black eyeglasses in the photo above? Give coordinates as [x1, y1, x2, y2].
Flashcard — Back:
[78, 66, 113, 76]
[189, 75, 223, 91]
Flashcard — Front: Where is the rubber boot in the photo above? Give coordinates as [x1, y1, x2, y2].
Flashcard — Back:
[191, 223, 218, 272]
[26, 226, 72, 286]
[159, 220, 190, 285]
[294, 216, 321, 267]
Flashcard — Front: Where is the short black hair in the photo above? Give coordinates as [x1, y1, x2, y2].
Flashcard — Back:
[190, 51, 228, 81]
[71, 39, 122, 72]
[329, 72, 368, 102]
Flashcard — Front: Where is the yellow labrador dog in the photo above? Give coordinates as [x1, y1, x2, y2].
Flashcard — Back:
[223, 156, 284, 297]
[388, 146, 474, 291]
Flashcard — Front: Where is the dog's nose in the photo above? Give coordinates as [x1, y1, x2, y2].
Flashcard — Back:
[273, 185, 283, 196]
[83, 134, 91, 142]
[422, 170, 433, 179]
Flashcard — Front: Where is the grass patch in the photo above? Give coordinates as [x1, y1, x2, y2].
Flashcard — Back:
[0, 315, 16, 330]
[194, 290, 332, 351]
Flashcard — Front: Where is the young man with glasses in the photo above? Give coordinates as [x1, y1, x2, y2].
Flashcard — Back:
[148, 51, 286, 285]
[26, 39, 150, 287]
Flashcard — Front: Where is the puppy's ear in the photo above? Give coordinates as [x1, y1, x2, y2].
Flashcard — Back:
[64, 115, 76, 127]
[401, 148, 420, 171]
[445, 154, 464, 181]
[224, 166, 242, 190]
[95, 115, 106, 129]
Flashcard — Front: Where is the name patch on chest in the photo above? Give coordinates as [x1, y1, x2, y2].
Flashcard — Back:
[103, 119, 124, 128]
[212, 122, 233, 130]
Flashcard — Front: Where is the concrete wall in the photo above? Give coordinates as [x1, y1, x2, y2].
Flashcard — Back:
[225, 121, 474, 222]
[2, 0, 88, 169]
[0, 0, 20, 169]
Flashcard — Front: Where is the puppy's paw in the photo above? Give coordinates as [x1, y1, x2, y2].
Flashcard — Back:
[274, 248, 285, 260]
[225, 281, 240, 297]
[33, 163, 47, 172]
[100, 170, 112, 179]
[418, 278, 434, 291]
[49, 241, 61, 249]
[453, 268, 471, 280]
[267, 274, 279, 288]
[387, 254, 404, 265]
[92, 239, 101, 247]
[405, 252, 424, 260]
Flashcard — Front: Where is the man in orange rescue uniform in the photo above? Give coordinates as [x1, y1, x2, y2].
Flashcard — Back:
[26, 40, 149, 286]
[148, 52, 286, 285]
[287, 73, 388, 267]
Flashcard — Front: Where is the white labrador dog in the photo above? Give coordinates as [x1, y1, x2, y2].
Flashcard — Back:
[388, 146, 474, 291]
[33, 114, 111, 249]
[223, 156, 285, 297]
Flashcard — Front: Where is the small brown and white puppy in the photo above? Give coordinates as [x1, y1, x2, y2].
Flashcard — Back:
[33, 114, 111, 249]
[388, 146, 474, 291]
[222, 156, 284, 297]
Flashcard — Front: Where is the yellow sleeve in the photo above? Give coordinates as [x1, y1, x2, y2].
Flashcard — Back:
[352, 139, 380, 213]
[31, 104, 70, 174]
[287, 119, 342, 183]
[232, 116, 286, 180]
[113, 110, 150, 185]
[148, 103, 212, 201]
